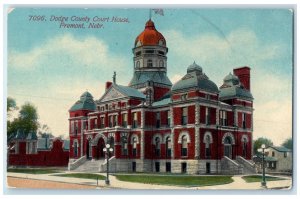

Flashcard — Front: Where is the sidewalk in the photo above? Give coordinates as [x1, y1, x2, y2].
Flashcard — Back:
[6, 172, 292, 190]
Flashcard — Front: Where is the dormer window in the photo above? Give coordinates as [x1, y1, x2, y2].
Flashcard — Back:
[147, 59, 153, 67]
[159, 39, 164, 46]
[135, 61, 140, 69]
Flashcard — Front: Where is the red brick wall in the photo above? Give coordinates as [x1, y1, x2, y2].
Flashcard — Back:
[9, 139, 69, 167]
[153, 86, 170, 101]
[188, 105, 195, 124]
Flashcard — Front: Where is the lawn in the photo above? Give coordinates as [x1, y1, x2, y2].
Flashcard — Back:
[114, 174, 233, 187]
[242, 175, 286, 183]
[54, 173, 106, 180]
[7, 168, 60, 174]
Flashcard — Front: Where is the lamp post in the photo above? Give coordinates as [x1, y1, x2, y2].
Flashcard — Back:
[258, 144, 267, 188]
[103, 143, 113, 185]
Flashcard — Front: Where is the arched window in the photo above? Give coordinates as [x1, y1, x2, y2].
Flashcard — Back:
[135, 61, 140, 69]
[159, 60, 164, 68]
[166, 136, 171, 158]
[181, 135, 188, 156]
[121, 136, 128, 156]
[155, 137, 161, 157]
[147, 59, 153, 67]
[132, 137, 137, 156]
[205, 135, 211, 158]
[224, 136, 232, 158]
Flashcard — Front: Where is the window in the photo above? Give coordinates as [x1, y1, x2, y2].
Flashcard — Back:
[181, 94, 187, 101]
[83, 121, 87, 130]
[100, 117, 105, 128]
[156, 112, 161, 128]
[181, 135, 188, 156]
[167, 110, 170, 127]
[205, 135, 211, 159]
[75, 121, 78, 135]
[272, 151, 275, 157]
[284, 152, 287, 158]
[155, 162, 160, 172]
[205, 94, 211, 100]
[205, 107, 211, 125]
[166, 162, 171, 172]
[166, 136, 171, 158]
[242, 113, 246, 129]
[121, 136, 128, 156]
[135, 61, 140, 68]
[71, 121, 74, 133]
[158, 50, 165, 55]
[113, 115, 117, 127]
[155, 137, 161, 157]
[132, 112, 138, 128]
[122, 113, 127, 127]
[132, 137, 137, 156]
[181, 162, 187, 173]
[181, 107, 188, 125]
[74, 141, 78, 157]
[159, 60, 164, 67]
[220, 110, 228, 126]
[147, 59, 153, 67]
[94, 119, 97, 129]
[109, 116, 113, 127]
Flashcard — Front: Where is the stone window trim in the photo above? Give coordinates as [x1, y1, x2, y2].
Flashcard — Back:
[241, 135, 249, 143]
[72, 139, 79, 147]
[221, 132, 235, 145]
[203, 131, 213, 144]
[177, 131, 191, 144]
[152, 134, 163, 145]
[130, 134, 140, 144]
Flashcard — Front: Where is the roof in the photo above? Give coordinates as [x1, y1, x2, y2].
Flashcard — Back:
[152, 97, 171, 107]
[26, 132, 38, 140]
[219, 72, 253, 100]
[171, 62, 219, 93]
[129, 71, 172, 87]
[269, 146, 292, 152]
[135, 19, 166, 47]
[70, 91, 96, 112]
[37, 138, 51, 150]
[115, 84, 146, 99]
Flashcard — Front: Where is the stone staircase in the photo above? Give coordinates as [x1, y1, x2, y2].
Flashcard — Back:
[73, 159, 105, 172]
[236, 156, 257, 174]
[220, 156, 256, 175]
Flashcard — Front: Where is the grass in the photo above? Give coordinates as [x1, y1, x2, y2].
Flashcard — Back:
[242, 175, 286, 183]
[114, 174, 233, 187]
[53, 173, 106, 180]
[7, 168, 60, 174]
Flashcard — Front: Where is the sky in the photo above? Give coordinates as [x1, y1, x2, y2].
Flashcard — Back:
[6, 7, 293, 145]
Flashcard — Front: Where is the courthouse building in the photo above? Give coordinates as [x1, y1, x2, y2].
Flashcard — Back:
[68, 19, 255, 174]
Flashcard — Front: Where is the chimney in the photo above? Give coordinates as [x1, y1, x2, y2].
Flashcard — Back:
[105, 81, 112, 91]
[233, 66, 251, 91]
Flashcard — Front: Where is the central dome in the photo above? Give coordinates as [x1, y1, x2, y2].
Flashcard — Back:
[134, 19, 166, 47]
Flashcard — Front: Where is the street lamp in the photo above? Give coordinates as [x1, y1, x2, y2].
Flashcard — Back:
[257, 144, 267, 188]
[103, 143, 113, 185]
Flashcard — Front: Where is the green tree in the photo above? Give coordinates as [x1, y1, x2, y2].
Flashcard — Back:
[7, 102, 40, 140]
[7, 97, 17, 114]
[253, 137, 273, 155]
[281, 137, 292, 150]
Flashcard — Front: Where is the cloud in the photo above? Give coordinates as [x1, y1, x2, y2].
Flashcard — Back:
[164, 28, 292, 145]
[8, 33, 128, 72]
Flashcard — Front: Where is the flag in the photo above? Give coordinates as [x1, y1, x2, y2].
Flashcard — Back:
[152, 9, 164, 16]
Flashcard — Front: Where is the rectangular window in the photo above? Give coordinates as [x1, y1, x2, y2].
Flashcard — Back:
[167, 110, 170, 127]
[113, 115, 117, 127]
[206, 107, 211, 125]
[100, 117, 105, 128]
[181, 107, 188, 125]
[109, 116, 113, 127]
[156, 112, 160, 128]
[205, 147, 211, 159]
[132, 112, 138, 128]
[220, 110, 228, 126]
[166, 162, 171, 172]
[122, 113, 128, 127]
[242, 113, 246, 129]
[71, 121, 74, 133]
[155, 162, 160, 172]
[284, 152, 287, 158]
[181, 162, 187, 173]
[75, 121, 78, 135]
[94, 119, 97, 129]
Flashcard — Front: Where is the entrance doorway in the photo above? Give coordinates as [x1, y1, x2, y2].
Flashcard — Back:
[97, 138, 105, 159]
[132, 162, 136, 172]
[86, 139, 92, 159]
[224, 137, 232, 159]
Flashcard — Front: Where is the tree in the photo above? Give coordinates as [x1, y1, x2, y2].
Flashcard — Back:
[38, 124, 54, 139]
[7, 102, 39, 140]
[7, 97, 17, 115]
[281, 137, 292, 150]
[253, 137, 273, 155]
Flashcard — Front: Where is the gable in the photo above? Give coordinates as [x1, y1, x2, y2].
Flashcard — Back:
[100, 87, 126, 102]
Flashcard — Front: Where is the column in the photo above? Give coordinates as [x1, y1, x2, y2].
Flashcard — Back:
[195, 102, 200, 159]
[140, 108, 145, 160]
[170, 106, 175, 158]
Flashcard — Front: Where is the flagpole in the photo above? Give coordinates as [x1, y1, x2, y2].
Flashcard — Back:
[149, 9, 152, 20]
